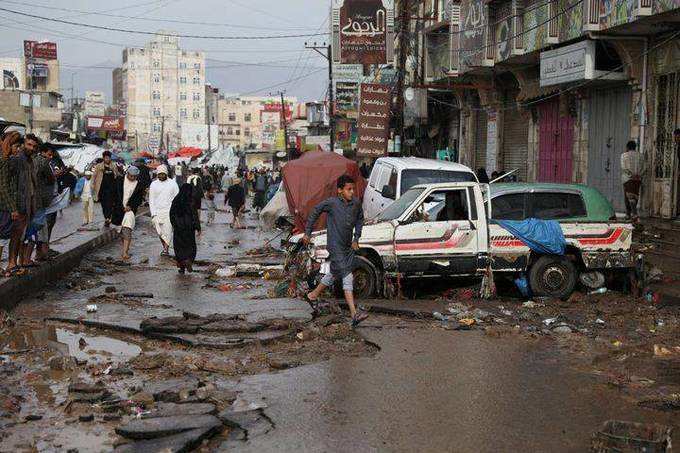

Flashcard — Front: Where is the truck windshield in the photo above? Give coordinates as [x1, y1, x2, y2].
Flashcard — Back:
[377, 188, 425, 221]
[401, 169, 476, 195]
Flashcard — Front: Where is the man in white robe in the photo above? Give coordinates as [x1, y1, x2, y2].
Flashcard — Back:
[149, 165, 179, 256]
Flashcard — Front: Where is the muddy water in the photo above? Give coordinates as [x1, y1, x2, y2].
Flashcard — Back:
[226, 327, 678, 453]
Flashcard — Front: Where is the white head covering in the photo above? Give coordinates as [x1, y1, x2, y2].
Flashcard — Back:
[84, 170, 93, 176]
[127, 165, 140, 176]
[156, 164, 168, 175]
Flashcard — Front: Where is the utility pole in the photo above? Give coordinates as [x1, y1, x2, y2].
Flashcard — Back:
[305, 42, 334, 153]
[395, 0, 410, 154]
[271, 90, 290, 160]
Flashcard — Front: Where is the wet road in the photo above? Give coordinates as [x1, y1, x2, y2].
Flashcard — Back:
[4, 197, 678, 452]
[227, 326, 674, 452]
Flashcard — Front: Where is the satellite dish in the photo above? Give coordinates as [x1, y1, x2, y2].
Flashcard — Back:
[404, 87, 415, 102]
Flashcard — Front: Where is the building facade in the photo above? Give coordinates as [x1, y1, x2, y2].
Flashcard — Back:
[216, 96, 297, 149]
[397, 0, 680, 218]
[117, 32, 205, 153]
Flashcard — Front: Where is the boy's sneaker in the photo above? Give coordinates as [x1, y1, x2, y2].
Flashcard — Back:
[351, 312, 369, 328]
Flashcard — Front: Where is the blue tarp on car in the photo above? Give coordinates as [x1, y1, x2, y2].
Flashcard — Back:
[494, 218, 567, 255]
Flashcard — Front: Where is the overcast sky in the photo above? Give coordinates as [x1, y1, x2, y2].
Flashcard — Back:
[0, 0, 329, 102]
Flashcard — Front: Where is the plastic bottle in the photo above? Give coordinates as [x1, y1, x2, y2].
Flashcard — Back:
[589, 288, 607, 295]
[433, 312, 449, 321]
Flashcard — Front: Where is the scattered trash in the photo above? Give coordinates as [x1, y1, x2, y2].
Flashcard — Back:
[458, 318, 476, 327]
[218, 284, 234, 292]
[647, 267, 664, 283]
[589, 288, 608, 295]
[580, 271, 606, 290]
[591, 420, 672, 453]
[215, 267, 236, 278]
[551, 324, 572, 334]
[433, 312, 448, 322]
[654, 344, 680, 357]
[86, 304, 98, 313]
[612, 340, 623, 348]
[543, 317, 558, 327]
[595, 318, 605, 325]
[521, 301, 537, 309]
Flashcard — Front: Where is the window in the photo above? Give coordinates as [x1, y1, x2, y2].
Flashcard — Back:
[180, 92, 187, 101]
[227, 127, 233, 135]
[180, 108, 187, 118]
[530, 192, 587, 220]
[180, 77, 187, 84]
[375, 165, 392, 193]
[400, 169, 476, 195]
[152, 91, 160, 100]
[152, 123, 161, 132]
[378, 188, 425, 221]
[244, 113, 252, 122]
[193, 92, 200, 101]
[244, 127, 250, 137]
[153, 108, 160, 117]
[193, 77, 200, 84]
[491, 193, 527, 220]
[432, 190, 469, 222]
[368, 163, 383, 188]
[180, 62, 187, 69]
[228, 113, 236, 122]
[194, 62, 201, 69]
[153, 74, 160, 83]
[235, 129, 241, 136]
[153, 60, 159, 68]
[193, 109, 200, 119]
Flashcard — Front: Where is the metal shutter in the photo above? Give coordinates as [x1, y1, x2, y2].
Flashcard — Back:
[502, 98, 529, 181]
[474, 110, 488, 170]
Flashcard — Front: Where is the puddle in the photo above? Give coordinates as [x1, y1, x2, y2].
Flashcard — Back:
[1, 324, 142, 365]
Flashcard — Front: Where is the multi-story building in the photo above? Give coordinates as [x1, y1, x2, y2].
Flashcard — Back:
[398, 0, 680, 218]
[216, 96, 297, 149]
[116, 32, 205, 153]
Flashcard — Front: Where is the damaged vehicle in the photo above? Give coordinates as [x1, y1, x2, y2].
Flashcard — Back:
[296, 182, 634, 300]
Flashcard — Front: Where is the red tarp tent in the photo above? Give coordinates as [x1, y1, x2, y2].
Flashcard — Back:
[282, 151, 367, 233]
[168, 147, 202, 159]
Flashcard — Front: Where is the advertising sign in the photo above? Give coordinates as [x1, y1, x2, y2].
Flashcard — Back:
[332, 0, 395, 65]
[356, 83, 390, 157]
[459, 0, 487, 71]
[86, 116, 125, 132]
[23, 41, 58, 60]
[333, 64, 363, 82]
[335, 81, 360, 119]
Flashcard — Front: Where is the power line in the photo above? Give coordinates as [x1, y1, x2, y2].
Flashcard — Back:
[0, 0, 313, 31]
[0, 6, 329, 40]
[239, 68, 326, 96]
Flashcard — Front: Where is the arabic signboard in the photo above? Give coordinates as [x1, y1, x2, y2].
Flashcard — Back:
[332, 0, 395, 65]
[357, 83, 390, 157]
[333, 64, 363, 82]
[86, 116, 125, 132]
[335, 81, 360, 119]
[540, 40, 593, 86]
[459, 0, 487, 72]
[23, 41, 57, 60]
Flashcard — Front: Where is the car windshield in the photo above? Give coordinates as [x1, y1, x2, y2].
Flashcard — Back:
[377, 188, 425, 221]
[400, 169, 476, 195]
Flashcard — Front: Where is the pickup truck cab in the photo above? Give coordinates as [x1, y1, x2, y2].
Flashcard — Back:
[302, 182, 633, 300]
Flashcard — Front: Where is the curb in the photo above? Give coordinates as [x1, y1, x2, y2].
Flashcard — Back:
[0, 208, 150, 312]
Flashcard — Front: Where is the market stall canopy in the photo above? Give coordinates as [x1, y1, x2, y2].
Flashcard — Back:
[205, 146, 239, 170]
[281, 150, 367, 232]
[53, 143, 105, 173]
[168, 147, 203, 159]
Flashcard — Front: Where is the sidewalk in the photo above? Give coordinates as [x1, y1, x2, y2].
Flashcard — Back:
[0, 199, 127, 311]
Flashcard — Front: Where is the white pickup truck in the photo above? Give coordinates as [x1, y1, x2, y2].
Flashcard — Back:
[299, 182, 634, 299]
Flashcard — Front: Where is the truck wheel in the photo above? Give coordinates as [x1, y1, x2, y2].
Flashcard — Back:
[529, 256, 577, 300]
[352, 256, 378, 300]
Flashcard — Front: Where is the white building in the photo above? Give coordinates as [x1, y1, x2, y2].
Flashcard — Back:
[84, 91, 106, 117]
[117, 32, 205, 153]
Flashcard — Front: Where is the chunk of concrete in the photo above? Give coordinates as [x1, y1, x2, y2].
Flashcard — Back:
[115, 414, 221, 440]
[114, 425, 220, 452]
[141, 403, 216, 419]
[141, 377, 200, 402]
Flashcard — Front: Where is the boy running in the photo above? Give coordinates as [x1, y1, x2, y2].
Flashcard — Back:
[302, 175, 368, 327]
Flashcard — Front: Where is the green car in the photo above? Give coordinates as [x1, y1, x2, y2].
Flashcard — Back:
[489, 183, 616, 222]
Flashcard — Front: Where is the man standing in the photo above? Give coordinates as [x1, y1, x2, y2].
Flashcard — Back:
[81, 170, 95, 225]
[253, 169, 268, 212]
[149, 165, 179, 256]
[92, 151, 120, 227]
[33, 143, 57, 262]
[0, 133, 19, 274]
[135, 158, 152, 192]
[7, 134, 39, 271]
[111, 166, 145, 261]
[302, 175, 368, 327]
[674, 129, 680, 218]
[187, 168, 204, 223]
[621, 140, 643, 221]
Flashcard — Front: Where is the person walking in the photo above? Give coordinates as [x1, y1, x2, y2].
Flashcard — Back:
[187, 168, 204, 223]
[225, 177, 245, 228]
[621, 140, 644, 221]
[32, 143, 58, 263]
[253, 169, 268, 212]
[148, 165, 179, 256]
[170, 183, 201, 274]
[81, 170, 95, 225]
[111, 166, 145, 260]
[0, 133, 19, 275]
[302, 175, 368, 327]
[8, 134, 39, 271]
[92, 151, 121, 227]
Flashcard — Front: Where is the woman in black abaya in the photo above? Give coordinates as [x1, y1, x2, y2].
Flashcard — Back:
[170, 183, 201, 274]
